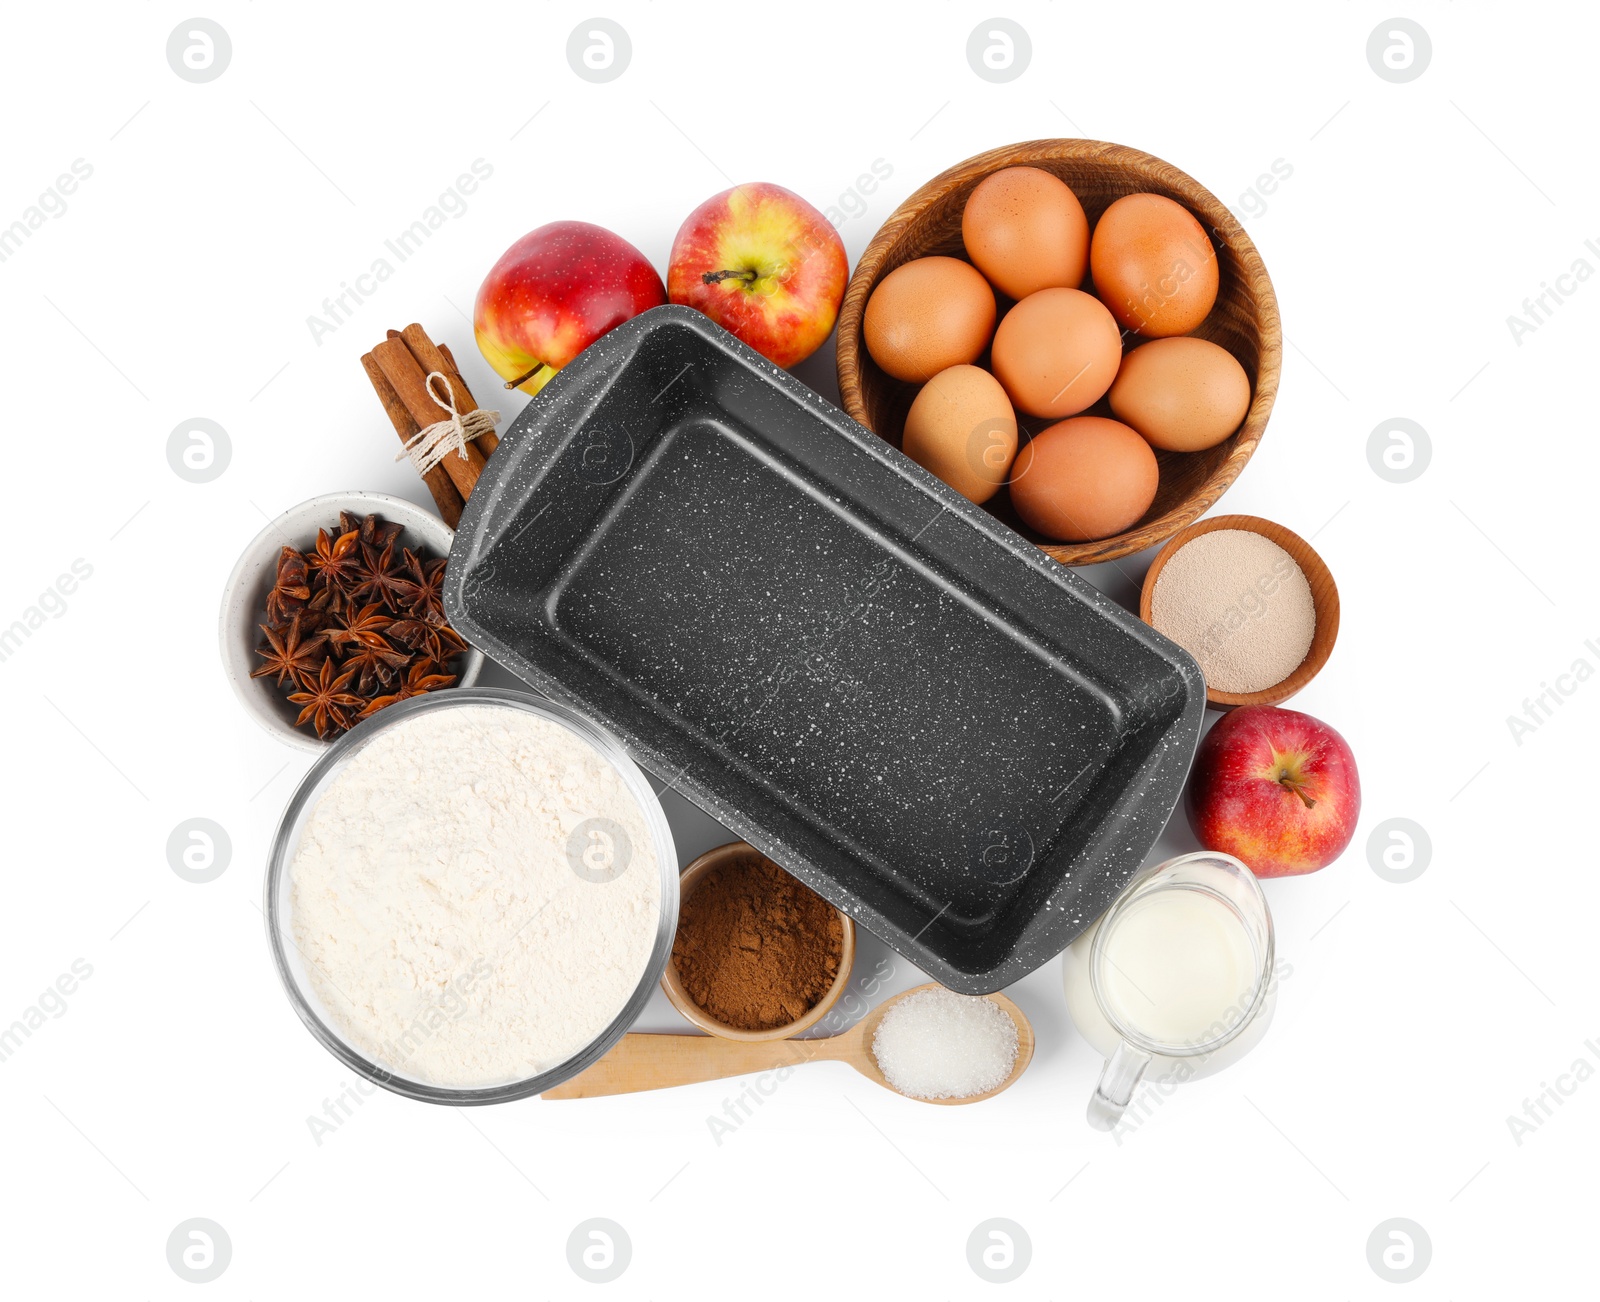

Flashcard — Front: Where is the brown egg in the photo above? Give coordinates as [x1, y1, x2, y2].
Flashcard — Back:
[1110, 337, 1251, 452]
[962, 167, 1090, 300]
[901, 364, 1018, 504]
[863, 256, 996, 382]
[1089, 194, 1219, 337]
[1009, 417, 1159, 542]
[989, 288, 1122, 418]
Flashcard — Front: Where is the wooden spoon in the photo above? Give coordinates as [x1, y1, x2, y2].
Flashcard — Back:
[542, 983, 1034, 1105]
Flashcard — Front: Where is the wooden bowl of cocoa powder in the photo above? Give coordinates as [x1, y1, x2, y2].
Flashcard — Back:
[662, 842, 855, 1042]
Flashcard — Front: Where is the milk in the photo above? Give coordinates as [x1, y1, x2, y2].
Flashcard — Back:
[1093, 886, 1260, 1048]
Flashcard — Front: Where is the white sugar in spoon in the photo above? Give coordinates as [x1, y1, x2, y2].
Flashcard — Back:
[543, 983, 1034, 1105]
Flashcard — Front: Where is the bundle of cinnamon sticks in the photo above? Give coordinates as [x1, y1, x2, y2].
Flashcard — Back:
[361, 324, 498, 527]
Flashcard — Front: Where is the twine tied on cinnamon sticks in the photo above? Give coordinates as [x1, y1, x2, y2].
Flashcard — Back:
[361, 324, 501, 528]
[395, 371, 500, 476]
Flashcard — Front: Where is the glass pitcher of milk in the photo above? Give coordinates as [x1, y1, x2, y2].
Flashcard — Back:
[1065, 851, 1275, 1131]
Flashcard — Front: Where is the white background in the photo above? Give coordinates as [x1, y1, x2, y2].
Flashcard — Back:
[1, 2, 1592, 1296]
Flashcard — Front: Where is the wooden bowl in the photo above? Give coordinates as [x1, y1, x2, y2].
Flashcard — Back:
[661, 841, 856, 1042]
[1139, 514, 1339, 710]
[836, 138, 1281, 566]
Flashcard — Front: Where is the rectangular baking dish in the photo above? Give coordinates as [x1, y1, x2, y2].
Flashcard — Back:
[445, 306, 1204, 994]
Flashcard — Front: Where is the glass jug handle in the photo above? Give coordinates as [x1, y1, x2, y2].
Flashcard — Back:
[1087, 1040, 1152, 1131]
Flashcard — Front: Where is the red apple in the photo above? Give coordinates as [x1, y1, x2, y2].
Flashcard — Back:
[475, 221, 666, 396]
[667, 182, 848, 368]
[1186, 705, 1361, 878]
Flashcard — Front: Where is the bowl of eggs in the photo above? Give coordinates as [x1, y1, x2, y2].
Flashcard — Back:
[836, 138, 1281, 566]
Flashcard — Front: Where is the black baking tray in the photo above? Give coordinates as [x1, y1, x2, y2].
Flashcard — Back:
[445, 306, 1204, 994]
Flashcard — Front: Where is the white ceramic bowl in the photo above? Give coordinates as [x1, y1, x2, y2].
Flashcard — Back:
[219, 490, 484, 751]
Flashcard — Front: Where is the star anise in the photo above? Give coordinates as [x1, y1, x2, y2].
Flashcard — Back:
[393, 548, 449, 623]
[264, 547, 312, 625]
[325, 601, 394, 651]
[297, 583, 342, 632]
[306, 527, 363, 590]
[359, 513, 405, 550]
[340, 637, 411, 695]
[287, 658, 365, 738]
[390, 617, 467, 662]
[348, 538, 411, 609]
[251, 616, 327, 687]
[359, 660, 458, 718]
[254, 511, 470, 740]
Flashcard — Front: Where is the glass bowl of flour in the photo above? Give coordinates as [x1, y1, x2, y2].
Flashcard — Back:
[264, 687, 678, 1103]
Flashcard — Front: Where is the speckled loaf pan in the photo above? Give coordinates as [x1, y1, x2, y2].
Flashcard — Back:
[445, 306, 1205, 994]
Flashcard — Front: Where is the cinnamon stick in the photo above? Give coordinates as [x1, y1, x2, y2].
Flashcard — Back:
[433, 345, 485, 454]
[371, 337, 488, 501]
[389, 331, 467, 403]
[398, 323, 498, 458]
[360, 351, 465, 527]
[386, 332, 471, 418]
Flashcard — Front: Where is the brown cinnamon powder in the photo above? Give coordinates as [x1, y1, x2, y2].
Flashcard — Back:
[671, 853, 844, 1031]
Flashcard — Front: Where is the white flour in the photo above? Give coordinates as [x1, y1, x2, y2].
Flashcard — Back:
[289, 703, 661, 1088]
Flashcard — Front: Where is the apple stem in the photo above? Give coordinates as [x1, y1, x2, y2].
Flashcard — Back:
[1278, 771, 1317, 809]
[504, 361, 549, 390]
[702, 269, 758, 285]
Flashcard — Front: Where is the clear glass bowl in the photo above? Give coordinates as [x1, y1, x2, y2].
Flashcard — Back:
[263, 687, 679, 1105]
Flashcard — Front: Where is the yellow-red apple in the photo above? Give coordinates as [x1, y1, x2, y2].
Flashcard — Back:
[667, 182, 848, 368]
